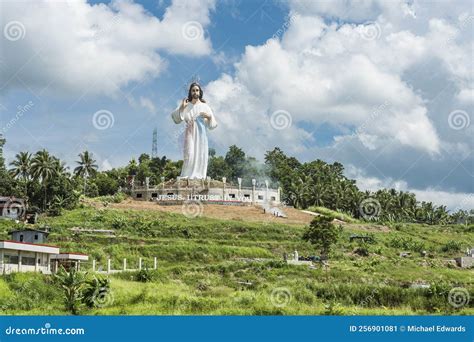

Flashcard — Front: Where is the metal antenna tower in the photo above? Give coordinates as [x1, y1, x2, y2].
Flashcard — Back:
[152, 127, 158, 158]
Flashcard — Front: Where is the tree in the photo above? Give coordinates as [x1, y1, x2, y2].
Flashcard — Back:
[209, 148, 216, 158]
[9, 151, 32, 180]
[207, 155, 231, 180]
[127, 158, 138, 176]
[0, 135, 16, 195]
[9, 151, 31, 198]
[74, 151, 98, 195]
[54, 266, 86, 315]
[225, 145, 246, 181]
[31, 149, 56, 210]
[136, 156, 152, 185]
[162, 160, 182, 180]
[138, 153, 150, 165]
[302, 216, 342, 259]
[49, 194, 67, 216]
[95, 173, 119, 196]
[53, 157, 70, 177]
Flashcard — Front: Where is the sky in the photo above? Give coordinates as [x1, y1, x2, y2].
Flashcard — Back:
[0, 0, 472, 210]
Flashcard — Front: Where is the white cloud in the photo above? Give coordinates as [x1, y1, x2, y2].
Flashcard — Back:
[0, 0, 215, 96]
[126, 94, 157, 115]
[345, 164, 474, 211]
[207, 12, 447, 154]
[203, 0, 472, 202]
[139, 96, 157, 115]
[288, 0, 390, 22]
[205, 73, 313, 157]
[456, 88, 473, 104]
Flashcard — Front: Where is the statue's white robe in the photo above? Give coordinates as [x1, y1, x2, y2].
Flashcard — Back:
[171, 101, 217, 179]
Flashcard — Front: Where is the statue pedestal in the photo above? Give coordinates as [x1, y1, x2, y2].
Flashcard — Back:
[130, 178, 281, 206]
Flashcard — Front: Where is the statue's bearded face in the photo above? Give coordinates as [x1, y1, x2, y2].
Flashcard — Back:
[191, 86, 200, 99]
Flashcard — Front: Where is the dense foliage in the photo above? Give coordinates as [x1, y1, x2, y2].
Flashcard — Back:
[0, 136, 471, 224]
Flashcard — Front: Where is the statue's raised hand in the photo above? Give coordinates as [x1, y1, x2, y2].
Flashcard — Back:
[180, 98, 188, 110]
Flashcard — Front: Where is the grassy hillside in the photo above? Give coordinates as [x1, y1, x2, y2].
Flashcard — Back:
[0, 203, 472, 315]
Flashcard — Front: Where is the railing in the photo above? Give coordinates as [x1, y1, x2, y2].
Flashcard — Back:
[132, 186, 277, 192]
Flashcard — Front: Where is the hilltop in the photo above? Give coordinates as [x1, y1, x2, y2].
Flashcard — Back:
[0, 199, 472, 315]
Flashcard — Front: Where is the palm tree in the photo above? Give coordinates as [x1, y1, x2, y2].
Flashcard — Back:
[9, 151, 32, 198]
[53, 157, 70, 177]
[289, 175, 310, 209]
[9, 151, 32, 180]
[31, 150, 56, 210]
[74, 151, 98, 195]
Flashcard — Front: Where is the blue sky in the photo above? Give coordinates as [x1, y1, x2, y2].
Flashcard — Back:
[0, 0, 472, 209]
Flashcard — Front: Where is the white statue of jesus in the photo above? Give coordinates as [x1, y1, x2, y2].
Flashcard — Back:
[171, 82, 217, 179]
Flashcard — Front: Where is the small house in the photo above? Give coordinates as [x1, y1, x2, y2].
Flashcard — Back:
[8, 228, 49, 244]
[1, 228, 88, 274]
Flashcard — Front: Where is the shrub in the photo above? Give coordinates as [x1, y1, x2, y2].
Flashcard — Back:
[0, 278, 14, 309]
[82, 275, 111, 308]
[53, 267, 86, 315]
[111, 216, 127, 230]
[389, 236, 425, 252]
[136, 269, 155, 283]
[353, 247, 369, 257]
[440, 240, 462, 253]
[2, 273, 61, 311]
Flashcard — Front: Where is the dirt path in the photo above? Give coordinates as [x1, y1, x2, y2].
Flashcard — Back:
[99, 199, 315, 225]
[88, 199, 392, 232]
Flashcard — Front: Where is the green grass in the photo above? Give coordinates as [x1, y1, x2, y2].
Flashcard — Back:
[0, 204, 472, 315]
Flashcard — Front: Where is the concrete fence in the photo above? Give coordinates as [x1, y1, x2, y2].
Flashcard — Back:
[93, 257, 158, 274]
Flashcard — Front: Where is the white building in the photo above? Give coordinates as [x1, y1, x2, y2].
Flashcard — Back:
[0, 240, 59, 274]
[0, 229, 88, 274]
